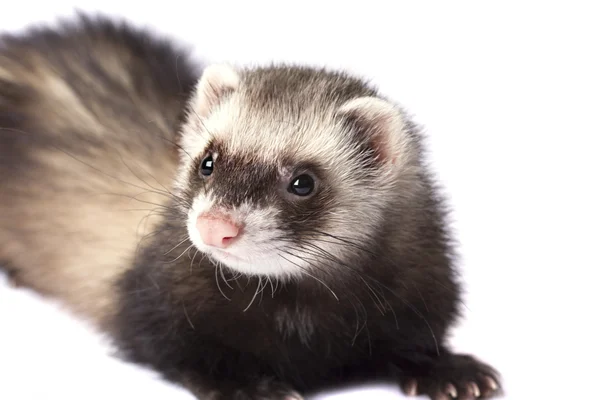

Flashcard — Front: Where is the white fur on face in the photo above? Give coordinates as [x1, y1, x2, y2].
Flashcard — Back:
[186, 197, 308, 280]
[176, 67, 420, 282]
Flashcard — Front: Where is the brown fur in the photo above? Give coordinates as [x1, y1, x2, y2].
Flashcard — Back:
[0, 14, 502, 400]
[0, 14, 199, 327]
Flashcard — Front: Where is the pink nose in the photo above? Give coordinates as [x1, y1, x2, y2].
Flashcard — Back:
[196, 215, 241, 248]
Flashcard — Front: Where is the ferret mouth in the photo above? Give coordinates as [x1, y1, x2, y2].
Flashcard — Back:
[209, 248, 250, 263]
[208, 247, 280, 268]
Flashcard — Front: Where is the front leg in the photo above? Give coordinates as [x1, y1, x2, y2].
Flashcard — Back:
[392, 349, 502, 400]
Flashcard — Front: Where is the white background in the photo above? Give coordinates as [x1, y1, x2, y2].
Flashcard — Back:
[1, 1, 599, 399]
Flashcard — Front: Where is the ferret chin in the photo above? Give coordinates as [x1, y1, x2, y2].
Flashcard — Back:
[0, 13, 502, 400]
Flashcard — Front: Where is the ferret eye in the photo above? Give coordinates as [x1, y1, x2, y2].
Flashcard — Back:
[289, 174, 314, 196]
[200, 154, 214, 176]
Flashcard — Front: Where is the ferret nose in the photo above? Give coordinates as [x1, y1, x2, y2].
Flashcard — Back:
[196, 215, 241, 248]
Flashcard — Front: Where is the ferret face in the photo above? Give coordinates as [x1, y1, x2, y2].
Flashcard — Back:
[175, 65, 415, 280]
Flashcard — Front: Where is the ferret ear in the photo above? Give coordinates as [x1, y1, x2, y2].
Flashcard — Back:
[192, 63, 240, 118]
[338, 96, 406, 167]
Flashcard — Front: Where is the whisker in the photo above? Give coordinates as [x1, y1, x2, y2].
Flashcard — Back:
[164, 237, 189, 256]
[0, 126, 193, 214]
[280, 236, 437, 354]
[359, 276, 388, 315]
[133, 226, 182, 262]
[123, 152, 182, 202]
[349, 292, 369, 346]
[116, 152, 165, 194]
[182, 302, 195, 330]
[160, 135, 194, 162]
[268, 276, 276, 298]
[189, 249, 200, 274]
[292, 242, 385, 308]
[243, 276, 262, 312]
[168, 244, 195, 263]
[257, 276, 268, 305]
[0, 127, 173, 198]
[219, 264, 234, 290]
[278, 252, 339, 301]
[215, 262, 231, 301]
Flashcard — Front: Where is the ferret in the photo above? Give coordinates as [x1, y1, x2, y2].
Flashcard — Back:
[0, 14, 502, 400]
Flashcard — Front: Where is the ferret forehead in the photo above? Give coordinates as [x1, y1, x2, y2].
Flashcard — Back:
[240, 65, 378, 105]
[210, 96, 348, 166]
[197, 66, 380, 166]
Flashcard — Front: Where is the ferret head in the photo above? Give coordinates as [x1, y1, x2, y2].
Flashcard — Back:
[174, 64, 421, 281]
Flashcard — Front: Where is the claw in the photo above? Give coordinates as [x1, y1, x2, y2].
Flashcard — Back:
[445, 383, 458, 398]
[469, 382, 480, 398]
[284, 392, 304, 400]
[484, 375, 498, 391]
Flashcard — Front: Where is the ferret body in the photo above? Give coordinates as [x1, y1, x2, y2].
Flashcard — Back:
[0, 15, 501, 400]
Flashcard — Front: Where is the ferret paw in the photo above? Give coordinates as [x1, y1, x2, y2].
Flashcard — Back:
[399, 354, 501, 400]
